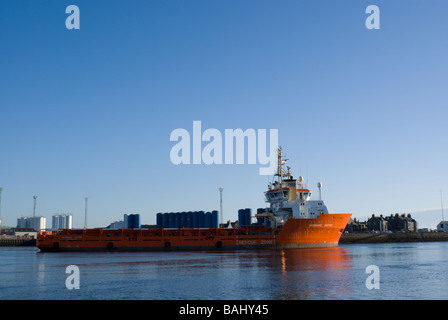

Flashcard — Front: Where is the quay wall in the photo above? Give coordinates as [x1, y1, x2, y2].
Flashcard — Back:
[0, 238, 37, 247]
[2, 233, 448, 247]
[340, 232, 448, 244]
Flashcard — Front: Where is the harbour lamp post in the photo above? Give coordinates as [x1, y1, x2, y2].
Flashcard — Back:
[219, 188, 223, 227]
[33, 196, 37, 217]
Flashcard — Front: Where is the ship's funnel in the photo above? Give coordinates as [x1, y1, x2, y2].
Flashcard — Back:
[284, 178, 297, 201]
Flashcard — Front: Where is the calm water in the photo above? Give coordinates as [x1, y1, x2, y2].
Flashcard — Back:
[1, 242, 447, 300]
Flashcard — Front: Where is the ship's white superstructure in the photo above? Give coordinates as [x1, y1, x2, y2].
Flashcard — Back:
[257, 147, 330, 228]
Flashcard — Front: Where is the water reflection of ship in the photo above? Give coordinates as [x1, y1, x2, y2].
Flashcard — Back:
[273, 247, 353, 300]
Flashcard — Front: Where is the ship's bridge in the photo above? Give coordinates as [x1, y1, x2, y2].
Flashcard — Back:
[265, 188, 290, 202]
[296, 176, 311, 202]
[265, 176, 313, 203]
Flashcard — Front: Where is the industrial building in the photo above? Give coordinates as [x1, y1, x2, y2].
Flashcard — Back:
[17, 216, 46, 231]
[156, 211, 219, 228]
[124, 214, 140, 229]
[52, 214, 73, 230]
[107, 214, 140, 229]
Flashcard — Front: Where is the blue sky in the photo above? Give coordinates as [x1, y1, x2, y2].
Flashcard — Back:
[1, 0, 447, 229]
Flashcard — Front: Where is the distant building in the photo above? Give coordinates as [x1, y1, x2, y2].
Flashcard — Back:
[105, 214, 141, 229]
[437, 221, 448, 232]
[8, 228, 38, 238]
[124, 214, 140, 229]
[345, 218, 367, 232]
[386, 213, 417, 232]
[108, 220, 125, 229]
[17, 216, 46, 231]
[17, 217, 27, 228]
[52, 214, 73, 229]
[354, 213, 418, 233]
[367, 215, 388, 232]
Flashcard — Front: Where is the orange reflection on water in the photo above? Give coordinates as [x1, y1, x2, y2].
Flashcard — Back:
[274, 247, 353, 299]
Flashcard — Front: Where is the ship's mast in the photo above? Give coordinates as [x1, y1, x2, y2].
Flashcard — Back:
[276, 147, 283, 183]
[273, 147, 293, 185]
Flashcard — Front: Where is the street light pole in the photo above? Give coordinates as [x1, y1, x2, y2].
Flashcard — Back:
[84, 197, 88, 229]
[33, 196, 37, 217]
[219, 188, 223, 227]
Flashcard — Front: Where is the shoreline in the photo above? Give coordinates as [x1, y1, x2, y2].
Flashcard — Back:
[339, 232, 448, 244]
[2, 232, 448, 247]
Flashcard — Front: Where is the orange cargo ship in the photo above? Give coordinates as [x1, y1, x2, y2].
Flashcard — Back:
[37, 148, 351, 252]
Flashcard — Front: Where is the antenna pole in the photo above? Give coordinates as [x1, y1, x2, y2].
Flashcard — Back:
[441, 190, 445, 222]
[84, 197, 88, 229]
[219, 188, 223, 227]
[33, 196, 37, 217]
[317, 182, 322, 201]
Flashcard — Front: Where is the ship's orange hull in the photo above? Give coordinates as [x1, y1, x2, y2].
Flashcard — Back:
[37, 214, 351, 252]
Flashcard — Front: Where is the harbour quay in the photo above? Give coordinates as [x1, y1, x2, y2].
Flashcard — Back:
[340, 231, 448, 244]
[0, 238, 36, 247]
[0, 227, 37, 247]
